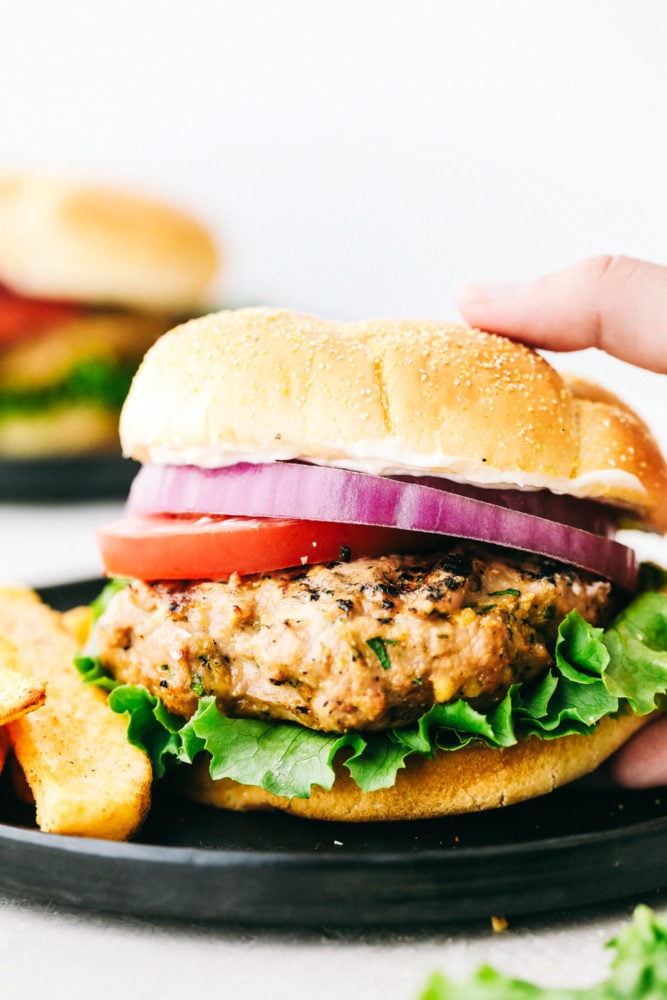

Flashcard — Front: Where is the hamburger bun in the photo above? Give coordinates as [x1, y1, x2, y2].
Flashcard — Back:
[179, 712, 651, 820]
[0, 173, 218, 311]
[121, 307, 667, 530]
[0, 174, 220, 461]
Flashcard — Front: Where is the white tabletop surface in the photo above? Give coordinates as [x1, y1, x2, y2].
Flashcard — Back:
[0, 500, 666, 1000]
[0, 895, 660, 1000]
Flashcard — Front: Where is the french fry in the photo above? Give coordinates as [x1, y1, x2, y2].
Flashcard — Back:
[0, 585, 151, 840]
[0, 635, 46, 725]
[61, 604, 94, 649]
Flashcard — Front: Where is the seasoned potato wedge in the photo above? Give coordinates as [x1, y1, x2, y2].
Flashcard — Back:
[61, 604, 94, 649]
[0, 585, 151, 840]
[0, 635, 46, 725]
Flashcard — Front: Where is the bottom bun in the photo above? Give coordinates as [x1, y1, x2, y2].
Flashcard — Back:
[174, 712, 651, 822]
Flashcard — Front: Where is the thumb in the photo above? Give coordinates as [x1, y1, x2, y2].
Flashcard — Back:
[458, 255, 667, 374]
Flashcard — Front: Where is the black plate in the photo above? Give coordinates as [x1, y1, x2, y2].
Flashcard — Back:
[0, 453, 139, 501]
[0, 578, 665, 928]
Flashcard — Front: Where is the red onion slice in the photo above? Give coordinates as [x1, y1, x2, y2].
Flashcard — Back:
[392, 476, 618, 536]
[127, 463, 638, 589]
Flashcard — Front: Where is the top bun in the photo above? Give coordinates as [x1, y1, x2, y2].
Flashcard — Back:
[120, 307, 667, 531]
[0, 174, 219, 311]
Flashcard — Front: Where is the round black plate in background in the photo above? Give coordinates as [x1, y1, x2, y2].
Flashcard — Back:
[0, 453, 139, 501]
[0, 577, 663, 928]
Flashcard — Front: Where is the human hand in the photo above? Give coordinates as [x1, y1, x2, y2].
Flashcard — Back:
[458, 254, 667, 787]
[458, 254, 667, 374]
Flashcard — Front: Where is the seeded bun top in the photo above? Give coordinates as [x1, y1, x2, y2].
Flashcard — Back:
[0, 174, 219, 311]
[119, 307, 667, 531]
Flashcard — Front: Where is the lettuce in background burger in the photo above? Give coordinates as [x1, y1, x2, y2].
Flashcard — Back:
[0, 173, 219, 459]
[87, 308, 667, 821]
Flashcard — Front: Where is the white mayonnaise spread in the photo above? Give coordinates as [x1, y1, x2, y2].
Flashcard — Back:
[138, 442, 646, 501]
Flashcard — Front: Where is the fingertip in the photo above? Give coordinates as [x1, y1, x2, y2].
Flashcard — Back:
[609, 717, 667, 789]
[458, 281, 527, 307]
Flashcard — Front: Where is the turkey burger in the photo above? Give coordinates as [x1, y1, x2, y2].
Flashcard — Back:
[92, 308, 667, 820]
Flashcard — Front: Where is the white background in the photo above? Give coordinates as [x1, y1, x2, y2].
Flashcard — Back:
[0, 0, 664, 443]
[1, 0, 665, 582]
[0, 3, 666, 996]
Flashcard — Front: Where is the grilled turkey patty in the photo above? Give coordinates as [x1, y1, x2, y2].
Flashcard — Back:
[96, 544, 613, 733]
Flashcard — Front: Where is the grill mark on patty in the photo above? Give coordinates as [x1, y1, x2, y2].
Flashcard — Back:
[96, 543, 613, 734]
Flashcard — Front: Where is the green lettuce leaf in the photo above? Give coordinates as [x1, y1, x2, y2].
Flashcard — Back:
[514, 612, 619, 738]
[107, 685, 204, 779]
[190, 698, 357, 798]
[602, 592, 667, 715]
[89, 577, 130, 623]
[75, 654, 119, 691]
[344, 731, 414, 792]
[74, 577, 130, 676]
[418, 905, 667, 999]
[556, 613, 609, 681]
[0, 357, 136, 419]
[85, 587, 667, 802]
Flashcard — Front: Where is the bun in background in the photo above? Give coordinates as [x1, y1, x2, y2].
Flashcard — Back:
[0, 174, 219, 311]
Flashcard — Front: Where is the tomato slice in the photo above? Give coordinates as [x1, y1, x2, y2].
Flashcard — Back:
[0, 284, 83, 343]
[98, 514, 437, 580]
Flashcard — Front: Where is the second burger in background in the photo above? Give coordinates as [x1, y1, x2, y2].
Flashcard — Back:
[0, 173, 219, 469]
